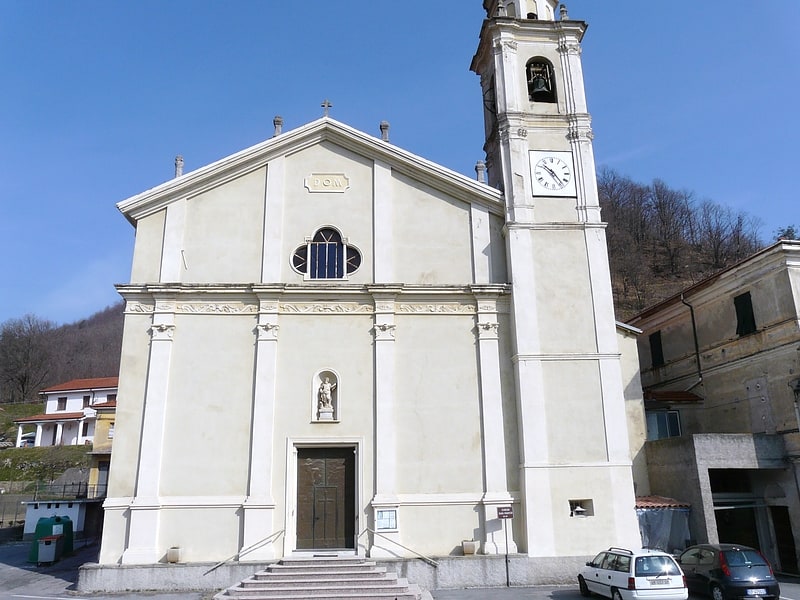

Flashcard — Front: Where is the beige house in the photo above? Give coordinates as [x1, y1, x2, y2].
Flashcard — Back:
[87, 397, 116, 499]
[629, 240, 800, 574]
[89, 0, 649, 590]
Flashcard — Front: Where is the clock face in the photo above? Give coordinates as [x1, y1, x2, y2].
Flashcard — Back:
[534, 156, 572, 190]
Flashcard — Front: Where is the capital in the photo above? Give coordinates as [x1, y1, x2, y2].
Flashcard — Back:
[148, 323, 176, 341]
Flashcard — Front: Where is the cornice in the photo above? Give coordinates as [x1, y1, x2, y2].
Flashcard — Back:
[504, 221, 607, 231]
[117, 283, 513, 316]
[117, 283, 511, 296]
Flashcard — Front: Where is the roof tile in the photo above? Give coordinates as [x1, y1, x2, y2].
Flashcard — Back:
[41, 377, 118, 393]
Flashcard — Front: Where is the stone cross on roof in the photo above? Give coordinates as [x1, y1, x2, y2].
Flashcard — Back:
[321, 99, 332, 117]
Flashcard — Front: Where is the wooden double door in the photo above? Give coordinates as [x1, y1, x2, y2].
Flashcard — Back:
[296, 447, 356, 550]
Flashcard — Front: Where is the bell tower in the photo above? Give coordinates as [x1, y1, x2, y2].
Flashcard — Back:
[471, 1, 641, 557]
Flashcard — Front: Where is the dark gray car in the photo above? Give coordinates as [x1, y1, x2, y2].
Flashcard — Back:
[677, 544, 780, 600]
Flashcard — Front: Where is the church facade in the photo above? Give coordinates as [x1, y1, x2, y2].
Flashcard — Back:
[98, 0, 644, 578]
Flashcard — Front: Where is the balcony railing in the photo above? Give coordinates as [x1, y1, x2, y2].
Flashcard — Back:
[32, 482, 108, 501]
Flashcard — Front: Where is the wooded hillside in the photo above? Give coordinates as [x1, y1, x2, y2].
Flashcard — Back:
[599, 168, 765, 320]
[0, 303, 123, 404]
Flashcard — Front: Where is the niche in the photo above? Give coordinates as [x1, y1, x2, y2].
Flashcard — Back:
[313, 370, 339, 421]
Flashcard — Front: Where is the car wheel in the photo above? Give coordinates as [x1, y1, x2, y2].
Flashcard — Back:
[578, 575, 591, 597]
[612, 588, 623, 600]
[711, 585, 724, 600]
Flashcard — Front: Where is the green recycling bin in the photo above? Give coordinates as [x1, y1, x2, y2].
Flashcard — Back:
[28, 515, 73, 563]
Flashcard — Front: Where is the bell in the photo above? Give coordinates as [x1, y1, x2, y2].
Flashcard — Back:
[531, 75, 550, 94]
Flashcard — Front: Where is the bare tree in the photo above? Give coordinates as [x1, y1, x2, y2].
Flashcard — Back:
[697, 200, 734, 269]
[648, 180, 693, 274]
[0, 315, 56, 403]
[726, 212, 762, 263]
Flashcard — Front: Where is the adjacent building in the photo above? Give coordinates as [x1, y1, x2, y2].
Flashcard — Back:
[14, 377, 118, 449]
[630, 240, 800, 574]
[14, 377, 118, 542]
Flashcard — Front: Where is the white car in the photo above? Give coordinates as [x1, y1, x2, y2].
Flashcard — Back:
[579, 547, 688, 600]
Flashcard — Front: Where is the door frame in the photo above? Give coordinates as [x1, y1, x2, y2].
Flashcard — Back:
[284, 436, 364, 556]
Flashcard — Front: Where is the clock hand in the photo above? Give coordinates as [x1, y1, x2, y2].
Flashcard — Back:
[541, 164, 562, 184]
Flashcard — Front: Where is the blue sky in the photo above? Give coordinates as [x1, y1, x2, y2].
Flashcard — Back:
[1, 1, 798, 325]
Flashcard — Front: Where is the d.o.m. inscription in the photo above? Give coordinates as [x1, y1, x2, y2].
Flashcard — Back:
[304, 173, 350, 193]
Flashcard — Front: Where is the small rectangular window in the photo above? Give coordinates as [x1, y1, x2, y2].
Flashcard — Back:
[569, 499, 594, 517]
[108, 422, 115, 439]
[734, 292, 757, 336]
[646, 410, 681, 440]
[649, 331, 664, 368]
[57, 397, 67, 411]
[81, 422, 89, 436]
[107, 394, 117, 402]
[83, 395, 91, 408]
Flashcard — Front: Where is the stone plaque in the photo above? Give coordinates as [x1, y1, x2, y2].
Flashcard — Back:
[304, 173, 350, 193]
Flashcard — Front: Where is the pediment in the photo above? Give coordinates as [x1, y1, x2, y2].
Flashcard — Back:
[117, 118, 503, 224]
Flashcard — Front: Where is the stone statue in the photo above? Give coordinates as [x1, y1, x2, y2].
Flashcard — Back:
[318, 377, 336, 409]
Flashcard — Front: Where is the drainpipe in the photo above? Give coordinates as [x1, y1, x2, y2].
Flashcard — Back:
[681, 293, 703, 390]
[789, 379, 800, 433]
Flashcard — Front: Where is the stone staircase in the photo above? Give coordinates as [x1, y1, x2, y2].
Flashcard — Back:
[214, 556, 431, 600]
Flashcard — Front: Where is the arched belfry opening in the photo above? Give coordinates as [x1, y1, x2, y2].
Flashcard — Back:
[526, 58, 556, 103]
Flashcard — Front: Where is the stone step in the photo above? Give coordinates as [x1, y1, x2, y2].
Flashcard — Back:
[242, 574, 398, 587]
[223, 591, 420, 600]
[227, 583, 409, 595]
[215, 557, 426, 600]
[277, 557, 369, 566]
[253, 569, 388, 581]
[263, 562, 380, 573]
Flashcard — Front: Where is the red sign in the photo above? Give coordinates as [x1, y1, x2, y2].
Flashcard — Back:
[497, 506, 514, 519]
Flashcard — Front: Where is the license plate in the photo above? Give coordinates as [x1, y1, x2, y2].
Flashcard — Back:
[649, 579, 670, 585]
[746, 590, 766, 596]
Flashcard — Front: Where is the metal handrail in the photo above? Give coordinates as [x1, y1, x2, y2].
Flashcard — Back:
[358, 527, 439, 567]
[203, 529, 285, 575]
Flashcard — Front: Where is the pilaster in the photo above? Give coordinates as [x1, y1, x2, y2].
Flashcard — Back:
[471, 204, 492, 283]
[373, 160, 394, 282]
[160, 200, 187, 282]
[241, 295, 280, 560]
[369, 290, 400, 557]
[473, 291, 517, 554]
[262, 157, 285, 282]
[121, 302, 175, 564]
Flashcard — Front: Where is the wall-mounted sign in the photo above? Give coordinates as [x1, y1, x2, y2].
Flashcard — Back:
[497, 506, 514, 519]
[304, 173, 350, 193]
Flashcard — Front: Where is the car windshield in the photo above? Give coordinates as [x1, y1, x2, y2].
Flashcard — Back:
[723, 550, 767, 567]
[635, 555, 681, 577]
